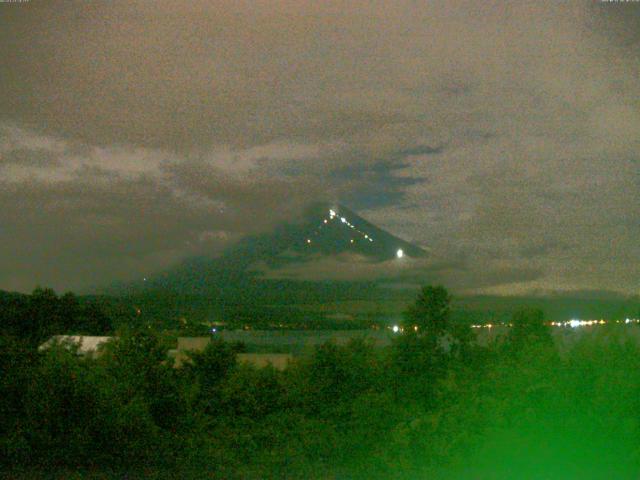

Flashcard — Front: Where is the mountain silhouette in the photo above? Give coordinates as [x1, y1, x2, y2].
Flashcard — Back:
[225, 202, 426, 267]
[124, 202, 426, 296]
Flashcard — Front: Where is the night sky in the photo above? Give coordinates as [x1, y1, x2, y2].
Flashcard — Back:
[0, 1, 638, 295]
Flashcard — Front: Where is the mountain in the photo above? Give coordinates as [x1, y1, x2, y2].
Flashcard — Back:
[223, 202, 426, 268]
[129, 202, 426, 292]
[96, 203, 640, 328]
[103, 203, 427, 323]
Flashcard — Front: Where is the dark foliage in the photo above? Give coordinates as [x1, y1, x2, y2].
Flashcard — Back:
[506, 306, 553, 353]
[404, 285, 452, 335]
[2, 286, 640, 478]
[0, 288, 112, 345]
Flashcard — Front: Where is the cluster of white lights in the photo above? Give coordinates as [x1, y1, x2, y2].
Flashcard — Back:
[469, 319, 640, 329]
[390, 325, 419, 333]
[368, 319, 640, 335]
[307, 209, 375, 244]
[471, 323, 511, 329]
[559, 318, 640, 328]
[305, 210, 405, 260]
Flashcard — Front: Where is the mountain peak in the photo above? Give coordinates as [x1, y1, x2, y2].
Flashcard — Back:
[291, 202, 425, 261]
[131, 203, 426, 294]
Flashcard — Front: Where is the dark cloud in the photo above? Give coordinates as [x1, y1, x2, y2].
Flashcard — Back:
[257, 251, 544, 293]
[519, 240, 571, 260]
[164, 159, 326, 232]
[0, 177, 227, 291]
[331, 157, 429, 210]
[398, 145, 445, 156]
[0, 148, 60, 168]
[544, 289, 638, 301]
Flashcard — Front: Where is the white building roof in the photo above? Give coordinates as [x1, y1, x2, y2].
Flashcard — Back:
[38, 335, 114, 355]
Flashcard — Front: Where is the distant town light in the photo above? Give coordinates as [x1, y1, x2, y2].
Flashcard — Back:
[396, 249, 404, 258]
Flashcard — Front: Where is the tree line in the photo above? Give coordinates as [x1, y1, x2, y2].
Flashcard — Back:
[0, 287, 113, 345]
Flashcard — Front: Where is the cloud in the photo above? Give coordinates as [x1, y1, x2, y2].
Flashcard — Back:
[256, 250, 544, 293]
[0, 1, 638, 294]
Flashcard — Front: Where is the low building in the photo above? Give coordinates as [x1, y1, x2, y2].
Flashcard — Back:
[38, 335, 113, 357]
[177, 336, 210, 351]
[171, 337, 293, 370]
[237, 353, 293, 371]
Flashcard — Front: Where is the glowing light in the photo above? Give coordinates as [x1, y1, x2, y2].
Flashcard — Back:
[306, 239, 311, 244]
[341, 217, 347, 223]
[550, 318, 627, 328]
[329, 209, 336, 217]
[396, 249, 404, 258]
[350, 239, 354, 243]
[392, 325, 400, 333]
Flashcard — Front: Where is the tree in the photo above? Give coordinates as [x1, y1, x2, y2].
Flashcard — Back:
[391, 332, 445, 381]
[99, 330, 169, 400]
[4, 288, 114, 344]
[392, 286, 455, 380]
[0, 335, 37, 465]
[301, 339, 381, 415]
[183, 339, 242, 414]
[218, 365, 286, 419]
[404, 285, 452, 336]
[76, 300, 113, 335]
[25, 287, 61, 344]
[506, 307, 553, 352]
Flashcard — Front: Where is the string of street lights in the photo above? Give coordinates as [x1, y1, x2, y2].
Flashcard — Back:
[388, 318, 640, 333]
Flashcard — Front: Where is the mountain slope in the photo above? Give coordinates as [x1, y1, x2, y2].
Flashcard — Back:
[122, 203, 426, 296]
[225, 202, 426, 268]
